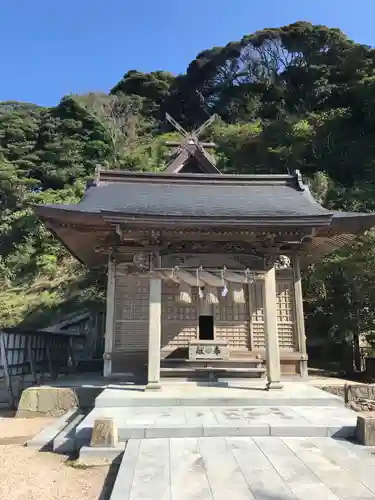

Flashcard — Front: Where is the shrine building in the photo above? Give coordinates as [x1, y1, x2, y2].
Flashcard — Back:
[34, 116, 375, 389]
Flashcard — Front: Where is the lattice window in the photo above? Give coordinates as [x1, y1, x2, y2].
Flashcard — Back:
[250, 280, 265, 349]
[115, 277, 149, 321]
[276, 280, 295, 349]
[114, 321, 149, 351]
[214, 296, 247, 322]
[162, 282, 197, 321]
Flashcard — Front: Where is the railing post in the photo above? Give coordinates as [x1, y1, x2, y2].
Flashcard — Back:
[68, 337, 77, 371]
[0, 331, 15, 409]
[28, 335, 37, 384]
[46, 338, 54, 378]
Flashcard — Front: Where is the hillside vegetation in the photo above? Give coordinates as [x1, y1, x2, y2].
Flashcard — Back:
[2, 22, 375, 365]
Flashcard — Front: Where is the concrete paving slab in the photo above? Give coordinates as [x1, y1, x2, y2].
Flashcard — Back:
[228, 437, 298, 500]
[129, 438, 171, 500]
[109, 440, 141, 500]
[169, 438, 213, 500]
[270, 425, 327, 437]
[308, 437, 375, 492]
[212, 406, 310, 426]
[282, 437, 374, 499]
[253, 437, 341, 500]
[183, 407, 218, 424]
[111, 436, 375, 499]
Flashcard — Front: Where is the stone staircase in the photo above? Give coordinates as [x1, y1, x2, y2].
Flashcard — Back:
[26, 381, 357, 454]
[25, 381, 362, 500]
[69, 382, 355, 453]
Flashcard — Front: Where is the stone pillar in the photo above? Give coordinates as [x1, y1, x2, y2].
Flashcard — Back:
[292, 254, 308, 377]
[146, 277, 162, 390]
[264, 264, 283, 389]
[103, 256, 116, 377]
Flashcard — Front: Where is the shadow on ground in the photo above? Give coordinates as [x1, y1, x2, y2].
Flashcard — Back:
[99, 461, 121, 500]
[0, 408, 16, 418]
[197, 381, 267, 391]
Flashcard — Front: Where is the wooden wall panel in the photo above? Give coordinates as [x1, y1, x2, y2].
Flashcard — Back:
[113, 273, 149, 352]
[215, 297, 250, 349]
[215, 322, 249, 349]
[111, 270, 297, 356]
[249, 278, 297, 351]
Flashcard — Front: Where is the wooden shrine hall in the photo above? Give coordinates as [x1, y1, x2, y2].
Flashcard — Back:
[34, 115, 375, 389]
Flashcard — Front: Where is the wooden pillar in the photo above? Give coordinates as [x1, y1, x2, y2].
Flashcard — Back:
[103, 256, 116, 377]
[146, 277, 162, 389]
[264, 264, 283, 389]
[292, 254, 308, 377]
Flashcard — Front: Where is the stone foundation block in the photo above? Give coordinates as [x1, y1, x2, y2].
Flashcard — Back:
[356, 413, 375, 445]
[17, 387, 79, 416]
[78, 443, 125, 466]
[90, 417, 118, 448]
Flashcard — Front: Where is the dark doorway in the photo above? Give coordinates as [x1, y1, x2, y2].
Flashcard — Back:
[199, 315, 214, 340]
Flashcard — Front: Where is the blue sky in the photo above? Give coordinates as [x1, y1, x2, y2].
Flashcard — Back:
[1, 0, 375, 107]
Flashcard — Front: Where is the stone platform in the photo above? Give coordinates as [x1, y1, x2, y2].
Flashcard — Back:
[26, 380, 359, 460]
[25, 378, 372, 499]
[110, 436, 375, 500]
[74, 382, 355, 447]
[95, 381, 345, 408]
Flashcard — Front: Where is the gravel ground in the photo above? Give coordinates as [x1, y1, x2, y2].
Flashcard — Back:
[0, 415, 112, 500]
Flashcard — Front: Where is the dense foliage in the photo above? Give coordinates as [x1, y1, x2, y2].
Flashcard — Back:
[2, 21, 375, 368]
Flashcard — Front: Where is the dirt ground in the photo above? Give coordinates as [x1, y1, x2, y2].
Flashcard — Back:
[0, 413, 112, 500]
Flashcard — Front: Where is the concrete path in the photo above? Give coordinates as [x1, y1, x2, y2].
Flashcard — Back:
[110, 436, 375, 500]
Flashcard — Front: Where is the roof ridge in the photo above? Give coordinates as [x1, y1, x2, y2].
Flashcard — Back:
[97, 169, 302, 187]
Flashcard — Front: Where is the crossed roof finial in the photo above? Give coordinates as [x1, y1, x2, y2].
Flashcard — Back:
[165, 113, 218, 148]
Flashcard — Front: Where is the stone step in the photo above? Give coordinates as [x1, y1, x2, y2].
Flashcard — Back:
[75, 422, 357, 448]
[76, 422, 355, 444]
[161, 358, 263, 369]
[95, 395, 344, 408]
[75, 404, 357, 447]
[94, 387, 345, 408]
[53, 412, 86, 454]
[160, 366, 265, 378]
[161, 367, 265, 373]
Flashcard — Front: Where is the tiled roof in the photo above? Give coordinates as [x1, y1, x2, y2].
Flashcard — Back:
[39, 171, 331, 220]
